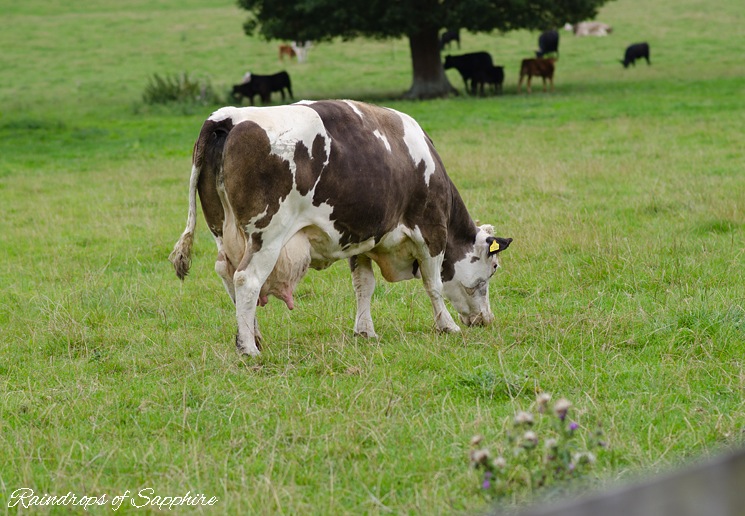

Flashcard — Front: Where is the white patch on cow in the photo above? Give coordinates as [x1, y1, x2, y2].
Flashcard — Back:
[397, 112, 436, 186]
[216, 104, 332, 174]
[209, 106, 244, 123]
[373, 130, 392, 152]
[247, 206, 269, 228]
[343, 100, 365, 119]
[241, 186, 378, 269]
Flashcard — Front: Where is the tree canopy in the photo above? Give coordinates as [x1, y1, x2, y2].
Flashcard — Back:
[237, 0, 613, 99]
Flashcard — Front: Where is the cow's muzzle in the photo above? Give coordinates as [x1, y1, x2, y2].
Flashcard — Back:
[460, 311, 495, 327]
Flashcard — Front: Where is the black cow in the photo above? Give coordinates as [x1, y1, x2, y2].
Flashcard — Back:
[536, 30, 560, 58]
[440, 29, 460, 50]
[621, 42, 651, 68]
[443, 52, 494, 95]
[474, 65, 504, 95]
[232, 71, 293, 105]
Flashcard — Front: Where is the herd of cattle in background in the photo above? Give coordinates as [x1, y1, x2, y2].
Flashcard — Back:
[231, 23, 652, 104]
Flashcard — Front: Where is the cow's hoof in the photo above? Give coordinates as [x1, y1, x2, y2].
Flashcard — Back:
[354, 329, 378, 339]
[235, 333, 261, 356]
[437, 324, 462, 334]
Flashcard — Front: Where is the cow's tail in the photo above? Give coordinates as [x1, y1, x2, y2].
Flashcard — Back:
[170, 119, 232, 280]
[169, 160, 201, 280]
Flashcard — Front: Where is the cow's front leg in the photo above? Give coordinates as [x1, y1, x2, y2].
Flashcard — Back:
[233, 244, 281, 355]
[350, 255, 377, 338]
[418, 255, 461, 334]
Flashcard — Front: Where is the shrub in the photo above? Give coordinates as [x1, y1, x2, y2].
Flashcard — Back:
[142, 72, 219, 105]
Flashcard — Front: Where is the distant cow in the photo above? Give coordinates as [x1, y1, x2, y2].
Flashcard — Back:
[518, 58, 555, 93]
[480, 65, 504, 95]
[444, 52, 494, 95]
[565, 21, 612, 37]
[440, 29, 460, 50]
[621, 42, 651, 68]
[536, 30, 559, 58]
[278, 44, 296, 61]
[291, 41, 312, 63]
[170, 100, 513, 355]
[232, 71, 293, 105]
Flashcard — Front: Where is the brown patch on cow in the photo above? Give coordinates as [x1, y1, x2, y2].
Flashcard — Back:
[305, 101, 456, 255]
[222, 121, 293, 230]
[250, 232, 263, 254]
[294, 134, 327, 196]
[441, 182, 479, 282]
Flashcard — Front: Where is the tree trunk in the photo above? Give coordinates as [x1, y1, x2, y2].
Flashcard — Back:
[403, 26, 457, 99]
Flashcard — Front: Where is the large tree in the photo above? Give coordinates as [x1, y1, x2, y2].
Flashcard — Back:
[237, 0, 611, 99]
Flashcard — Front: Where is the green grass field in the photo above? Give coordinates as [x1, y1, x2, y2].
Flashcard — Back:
[1, 0, 744, 513]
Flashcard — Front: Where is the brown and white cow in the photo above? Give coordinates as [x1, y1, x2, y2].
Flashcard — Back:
[169, 100, 512, 355]
[518, 58, 555, 93]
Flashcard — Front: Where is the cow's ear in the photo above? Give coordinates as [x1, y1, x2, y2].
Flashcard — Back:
[487, 236, 513, 255]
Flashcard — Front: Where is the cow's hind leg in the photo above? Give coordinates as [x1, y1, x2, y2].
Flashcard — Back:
[418, 254, 460, 334]
[214, 237, 237, 303]
[350, 255, 377, 338]
[233, 239, 283, 355]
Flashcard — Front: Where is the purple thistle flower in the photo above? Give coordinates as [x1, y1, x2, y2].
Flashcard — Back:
[482, 471, 493, 490]
[569, 422, 579, 432]
[554, 398, 571, 421]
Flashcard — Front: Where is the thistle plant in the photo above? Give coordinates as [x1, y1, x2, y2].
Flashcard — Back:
[469, 394, 607, 499]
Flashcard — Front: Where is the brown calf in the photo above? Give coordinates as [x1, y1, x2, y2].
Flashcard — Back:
[278, 44, 296, 61]
[517, 58, 555, 93]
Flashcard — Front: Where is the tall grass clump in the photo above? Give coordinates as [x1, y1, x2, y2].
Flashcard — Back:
[142, 72, 219, 105]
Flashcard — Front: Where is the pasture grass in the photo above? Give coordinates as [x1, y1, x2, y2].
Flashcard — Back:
[1, 0, 744, 513]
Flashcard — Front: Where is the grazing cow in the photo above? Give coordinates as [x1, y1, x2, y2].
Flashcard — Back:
[443, 52, 494, 95]
[291, 41, 312, 63]
[518, 58, 555, 93]
[536, 30, 559, 58]
[565, 21, 612, 37]
[232, 71, 293, 105]
[621, 42, 651, 68]
[278, 44, 296, 61]
[440, 29, 460, 50]
[169, 100, 513, 355]
[478, 65, 504, 95]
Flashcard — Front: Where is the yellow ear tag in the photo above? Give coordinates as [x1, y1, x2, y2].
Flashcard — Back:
[489, 240, 500, 253]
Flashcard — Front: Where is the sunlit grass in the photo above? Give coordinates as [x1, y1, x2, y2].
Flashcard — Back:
[1, 0, 744, 513]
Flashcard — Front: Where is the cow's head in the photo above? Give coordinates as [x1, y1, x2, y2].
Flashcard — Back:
[442, 224, 512, 327]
